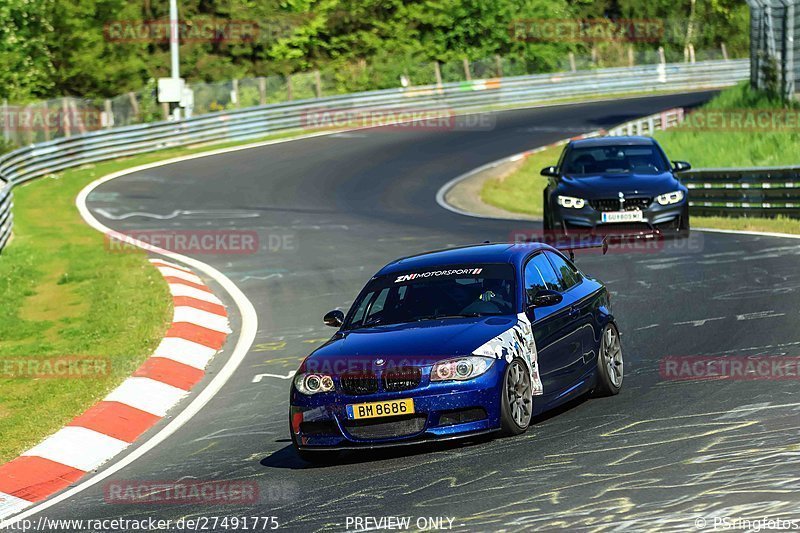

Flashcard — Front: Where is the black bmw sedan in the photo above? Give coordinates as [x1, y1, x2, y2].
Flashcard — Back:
[541, 136, 691, 237]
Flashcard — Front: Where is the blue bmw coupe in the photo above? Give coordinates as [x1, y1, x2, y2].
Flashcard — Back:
[289, 242, 622, 461]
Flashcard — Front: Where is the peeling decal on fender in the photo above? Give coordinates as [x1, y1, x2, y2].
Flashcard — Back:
[472, 313, 543, 395]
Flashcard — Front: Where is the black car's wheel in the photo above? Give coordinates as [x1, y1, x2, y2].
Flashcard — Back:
[678, 206, 691, 236]
[593, 323, 623, 396]
[542, 190, 553, 230]
[500, 358, 533, 435]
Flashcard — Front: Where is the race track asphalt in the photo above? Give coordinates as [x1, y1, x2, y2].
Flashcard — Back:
[14, 91, 800, 531]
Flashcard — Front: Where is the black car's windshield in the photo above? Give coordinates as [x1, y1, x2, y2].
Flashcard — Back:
[562, 145, 668, 175]
[344, 264, 516, 330]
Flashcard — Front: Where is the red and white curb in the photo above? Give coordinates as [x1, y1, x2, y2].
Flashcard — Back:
[0, 258, 230, 519]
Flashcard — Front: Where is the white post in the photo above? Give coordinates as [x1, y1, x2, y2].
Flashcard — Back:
[169, 0, 181, 120]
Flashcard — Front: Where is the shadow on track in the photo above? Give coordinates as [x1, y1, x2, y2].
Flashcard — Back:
[259, 394, 592, 469]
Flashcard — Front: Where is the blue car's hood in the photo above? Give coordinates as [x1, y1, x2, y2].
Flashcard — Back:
[307, 316, 517, 368]
[558, 172, 681, 199]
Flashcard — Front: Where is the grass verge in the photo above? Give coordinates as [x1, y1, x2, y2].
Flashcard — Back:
[480, 83, 800, 235]
[0, 129, 321, 464]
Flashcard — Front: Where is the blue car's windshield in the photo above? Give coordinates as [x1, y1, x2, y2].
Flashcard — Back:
[562, 145, 668, 175]
[344, 263, 516, 330]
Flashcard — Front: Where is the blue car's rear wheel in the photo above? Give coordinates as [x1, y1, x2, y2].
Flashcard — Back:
[500, 359, 533, 435]
[594, 323, 623, 396]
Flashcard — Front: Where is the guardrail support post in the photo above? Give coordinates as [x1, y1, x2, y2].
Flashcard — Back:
[161, 102, 169, 121]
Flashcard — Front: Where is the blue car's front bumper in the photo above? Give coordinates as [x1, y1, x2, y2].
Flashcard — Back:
[290, 363, 504, 450]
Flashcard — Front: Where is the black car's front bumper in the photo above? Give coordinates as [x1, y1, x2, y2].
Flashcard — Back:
[552, 200, 688, 237]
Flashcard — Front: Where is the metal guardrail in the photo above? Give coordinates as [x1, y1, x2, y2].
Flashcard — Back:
[681, 167, 800, 216]
[604, 107, 800, 218]
[0, 183, 12, 252]
[606, 108, 685, 136]
[0, 59, 748, 253]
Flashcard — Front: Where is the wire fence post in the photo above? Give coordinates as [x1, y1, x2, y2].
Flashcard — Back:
[2, 99, 8, 144]
[258, 77, 267, 105]
[434, 61, 443, 90]
[568, 52, 577, 72]
[62, 98, 71, 138]
[43, 101, 50, 141]
[104, 99, 113, 129]
[287, 74, 293, 101]
[314, 70, 322, 98]
[462, 58, 472, 81]
[494, 55, 503, 77]
[128, 92, 140, 122]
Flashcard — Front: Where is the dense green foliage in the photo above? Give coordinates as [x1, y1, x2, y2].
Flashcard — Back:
[2, 0, 749, 102]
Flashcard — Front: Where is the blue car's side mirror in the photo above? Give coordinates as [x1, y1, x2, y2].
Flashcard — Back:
[528, 289, 563, 309]
[672, 160, 691, 172]
[324, 309, 344, 327]
[540, 166, 559, 178]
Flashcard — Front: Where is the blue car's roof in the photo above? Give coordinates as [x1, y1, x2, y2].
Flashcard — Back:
[376, 242, 552, 276]
[570, 135, 656, 148]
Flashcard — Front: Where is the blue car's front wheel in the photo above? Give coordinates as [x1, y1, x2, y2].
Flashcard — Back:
[500, 359, 533, 435]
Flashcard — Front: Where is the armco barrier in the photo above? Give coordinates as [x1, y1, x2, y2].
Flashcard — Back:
[681, 167, 800, 217]
[0, 183, 11, 252]
[0, 59, 748, 254]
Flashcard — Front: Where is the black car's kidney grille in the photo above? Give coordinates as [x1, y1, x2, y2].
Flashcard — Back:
[590, 197, 652, 211]
[340, 373, 378, 395]
[382, 368, 422, 392]
[343, 414, 427, 440]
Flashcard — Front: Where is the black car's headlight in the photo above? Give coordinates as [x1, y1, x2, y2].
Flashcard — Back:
[557, 195, 586, 209]
[656, 190, 685, 205]
[431, 356, 493, 382]
[294, 373, 335, 395]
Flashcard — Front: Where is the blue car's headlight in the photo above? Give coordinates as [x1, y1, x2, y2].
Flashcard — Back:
[557, 195, 586, 209]
[656, 190, 685, 205]
[431, 356, 493, 382]
[294, 373, 335, 395]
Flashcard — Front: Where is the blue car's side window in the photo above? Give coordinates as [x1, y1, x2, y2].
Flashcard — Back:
[545, 251, 581, 292]
[524, 253, 560, 303]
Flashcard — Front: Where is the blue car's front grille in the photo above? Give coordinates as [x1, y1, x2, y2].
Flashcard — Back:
[382, 368, 422, 392]
[343, 414, 427, 440]
[340, 373, 378, 395]
[590, 197, 652, 211]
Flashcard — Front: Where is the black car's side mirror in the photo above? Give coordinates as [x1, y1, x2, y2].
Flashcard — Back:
[527, 289, 563, 310]
[323, 309, 345, 328]
[672, 161, 691, 172]
[540, 166, 559, 177]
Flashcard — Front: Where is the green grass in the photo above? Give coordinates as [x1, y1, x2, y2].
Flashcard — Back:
[480, 83, 800, 235]
[0, 164, 172, 463]
[0, 129, 324, 463]
[480, 148, 559, 218]
[656, 83, 800, 168]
